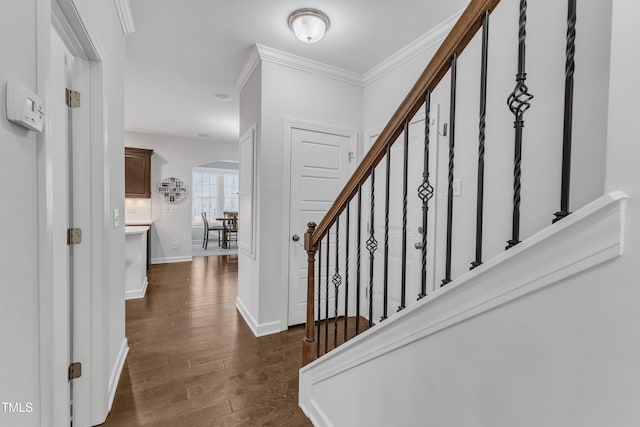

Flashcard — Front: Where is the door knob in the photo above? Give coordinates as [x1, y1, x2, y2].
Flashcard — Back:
[292, 234, 300, 241]
[414, 242, 424, 250]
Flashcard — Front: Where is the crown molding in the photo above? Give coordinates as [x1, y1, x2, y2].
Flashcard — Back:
[237, 44, 364, 90]
[235, 47, 262, 91]
[114, 0, 135, 35]
[256, 44, 364, 87]
[363, 9, 463, 86]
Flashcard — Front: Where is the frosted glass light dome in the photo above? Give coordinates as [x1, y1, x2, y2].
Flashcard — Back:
[288, 9, 330, 44]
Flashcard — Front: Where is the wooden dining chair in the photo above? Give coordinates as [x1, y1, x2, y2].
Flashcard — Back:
[223, 211, 238, 246]
[202, 212, 224, 250]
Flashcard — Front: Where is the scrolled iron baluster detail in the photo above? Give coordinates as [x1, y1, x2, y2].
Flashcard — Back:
[554, 0, 577, 224]
[366, 168, 378, 327]
[506, 0, 534, 250]
[333, 216, 342, 349]
[418, 91, 433, 300]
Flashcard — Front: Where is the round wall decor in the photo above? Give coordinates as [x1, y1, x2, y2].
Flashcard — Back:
[157, 177, 188, 204]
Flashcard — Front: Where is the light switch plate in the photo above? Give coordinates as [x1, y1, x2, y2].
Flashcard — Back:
[453, 179, 462, 197]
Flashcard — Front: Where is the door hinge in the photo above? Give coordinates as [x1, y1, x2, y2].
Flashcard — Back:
[348, 151, 355, 163]
[67, 228, 82, 245]
[68, 362, 82, 380]
[65, 88, 80, 108]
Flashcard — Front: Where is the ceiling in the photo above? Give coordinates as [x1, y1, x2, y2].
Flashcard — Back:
[125, 0, 469, 143]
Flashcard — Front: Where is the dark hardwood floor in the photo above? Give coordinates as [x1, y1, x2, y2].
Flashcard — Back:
[100, 255, 312, 427]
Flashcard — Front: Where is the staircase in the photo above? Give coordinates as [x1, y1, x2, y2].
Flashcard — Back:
[297, 0, 630, 425]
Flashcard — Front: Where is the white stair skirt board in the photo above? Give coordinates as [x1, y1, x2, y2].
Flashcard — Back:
[125, 277, 148, 300]
[108, 338, 129, 411]
[300, 191, 627, 427]
[236, 297, 282, 337]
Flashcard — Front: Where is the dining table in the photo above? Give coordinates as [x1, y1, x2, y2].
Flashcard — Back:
[215, 217, 237, 249]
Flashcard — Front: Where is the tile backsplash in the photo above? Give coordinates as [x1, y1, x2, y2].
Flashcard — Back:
[125, 198, 152, 223]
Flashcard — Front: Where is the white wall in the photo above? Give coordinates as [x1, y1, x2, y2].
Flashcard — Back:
[124, 131, 238, 263]
[363, 0, 611, 291]
[0, 2, 40, 426]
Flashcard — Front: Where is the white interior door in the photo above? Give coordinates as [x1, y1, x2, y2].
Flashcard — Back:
[287, 126, 355, 326]
[51, 24, 92, 426]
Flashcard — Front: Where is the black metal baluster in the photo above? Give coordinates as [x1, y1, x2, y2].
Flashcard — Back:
[382, 146, 391, 321]
[317, 237, 322, 357]
[418, 91, 433, 300]
[399, 119, 409, 311]
[443, 54, 457, 286]
[325, 230, 330, 353]
[356, 185, 362, 334]
[344, 202, 350, 342]
[507, 0, 534, 249]
[554, 0, 577, 224]
[366, 169, 378, 327]
[334, 224, 340, 348]
[472, 10, 490, 269]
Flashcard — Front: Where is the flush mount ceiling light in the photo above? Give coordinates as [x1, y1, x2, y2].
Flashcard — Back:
[288, 8, 330, 44]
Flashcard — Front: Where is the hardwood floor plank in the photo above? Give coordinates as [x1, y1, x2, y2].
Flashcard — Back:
[100, 256, 311, 426]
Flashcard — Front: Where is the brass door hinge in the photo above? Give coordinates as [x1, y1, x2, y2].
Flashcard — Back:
[65, 89, 80, 108]
[68, 362, 82, 380]
[67, 228, 82, 245]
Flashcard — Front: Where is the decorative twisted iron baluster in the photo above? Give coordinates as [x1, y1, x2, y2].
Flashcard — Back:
[554, 0, 577, 224]
[418, 91, 434, 300]
[399, 119, 409, 311]
[333, 216, 342, 349]
[366, 168, 378, 327]
[324, 231, 330, 353]
[472, 10, 490, 269]
[316, 238, 322, 357]
[443, 54, 458, 286]
[382, 146, 391, 321]
[344, 202, 350, 342]
[356, 185, 362, 334]
[506, 0, 534, 250]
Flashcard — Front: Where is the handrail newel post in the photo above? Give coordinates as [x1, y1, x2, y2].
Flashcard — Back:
[302, 222, 318, 366]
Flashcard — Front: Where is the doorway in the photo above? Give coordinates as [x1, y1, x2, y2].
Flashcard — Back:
[39, 2, 108, 425]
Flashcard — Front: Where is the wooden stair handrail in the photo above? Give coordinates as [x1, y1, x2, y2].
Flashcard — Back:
[310, 0, 501, 246]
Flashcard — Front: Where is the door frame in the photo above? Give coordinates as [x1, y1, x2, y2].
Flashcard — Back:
[37, 0, 109, 425]
[280, 118, 358, 329]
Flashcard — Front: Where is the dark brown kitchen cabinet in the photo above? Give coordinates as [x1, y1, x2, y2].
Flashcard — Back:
[125, 147, 154, 198]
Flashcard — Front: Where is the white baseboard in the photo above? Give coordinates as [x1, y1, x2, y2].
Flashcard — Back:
[236, 297, 281, 337]
[108, 338, 129, 411]
[151, 255, 192, 264]
[125, 277, 148, 300]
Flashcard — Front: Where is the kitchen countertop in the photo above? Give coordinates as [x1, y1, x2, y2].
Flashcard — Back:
[125, 220, 153, 226]
[125, 225, 150, 234]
